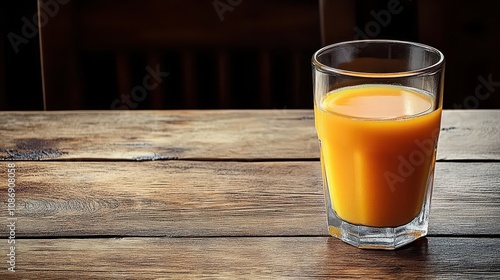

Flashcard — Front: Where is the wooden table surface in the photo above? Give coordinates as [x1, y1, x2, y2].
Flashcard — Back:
[0, 109, 499, 279]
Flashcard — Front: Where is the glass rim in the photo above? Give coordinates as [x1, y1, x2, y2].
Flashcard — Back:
[312, 39, 445, 78]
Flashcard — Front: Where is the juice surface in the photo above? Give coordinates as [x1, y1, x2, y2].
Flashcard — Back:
[315, 85, 441, 227]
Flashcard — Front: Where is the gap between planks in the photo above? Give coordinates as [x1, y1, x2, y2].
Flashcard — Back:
[2, 157, 499, 163]
[12, 233, 500, 240]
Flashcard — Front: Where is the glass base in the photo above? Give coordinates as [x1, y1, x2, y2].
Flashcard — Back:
[327, 210, 428, 250]
[323, 166, 433, 250]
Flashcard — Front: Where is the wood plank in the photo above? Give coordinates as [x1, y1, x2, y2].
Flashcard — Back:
[439, 110, 500, 160]
[0, 161, 498, 237]
[0, 110, 498, 161]
[432, 162, 500, 235]
[0, 110, 318, 160]
[2, 237, 499, 278]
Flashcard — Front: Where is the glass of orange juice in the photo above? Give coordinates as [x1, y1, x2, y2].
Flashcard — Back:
[312, 40, 445, 249]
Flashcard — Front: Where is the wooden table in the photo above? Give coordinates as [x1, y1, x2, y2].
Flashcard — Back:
[0, 110, 499, 278]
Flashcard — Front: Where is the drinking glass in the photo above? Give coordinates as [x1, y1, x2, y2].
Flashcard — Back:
[312, 40, 445, 249]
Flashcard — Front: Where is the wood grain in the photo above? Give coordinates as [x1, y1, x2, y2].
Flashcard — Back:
[0, 110, 498, 161]
[0, 110, 497, 277]
[1, 237, 499, 278]
[0, 161, 497, 237]
[0, 110, 317, 160]
[439, 110, 500, 160]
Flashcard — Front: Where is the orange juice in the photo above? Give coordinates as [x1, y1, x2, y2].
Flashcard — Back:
[315, 85, 441, 227]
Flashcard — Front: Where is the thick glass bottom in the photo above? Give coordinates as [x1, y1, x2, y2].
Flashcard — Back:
[327, 209, 429, 250]
[324, 173, 433, 250]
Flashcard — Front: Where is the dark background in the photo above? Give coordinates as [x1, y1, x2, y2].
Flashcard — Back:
[1, 0, 499, 110]
[1, 0, 43, 110]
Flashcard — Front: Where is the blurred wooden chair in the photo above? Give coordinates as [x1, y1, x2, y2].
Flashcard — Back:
[38, 0, 321, 110]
